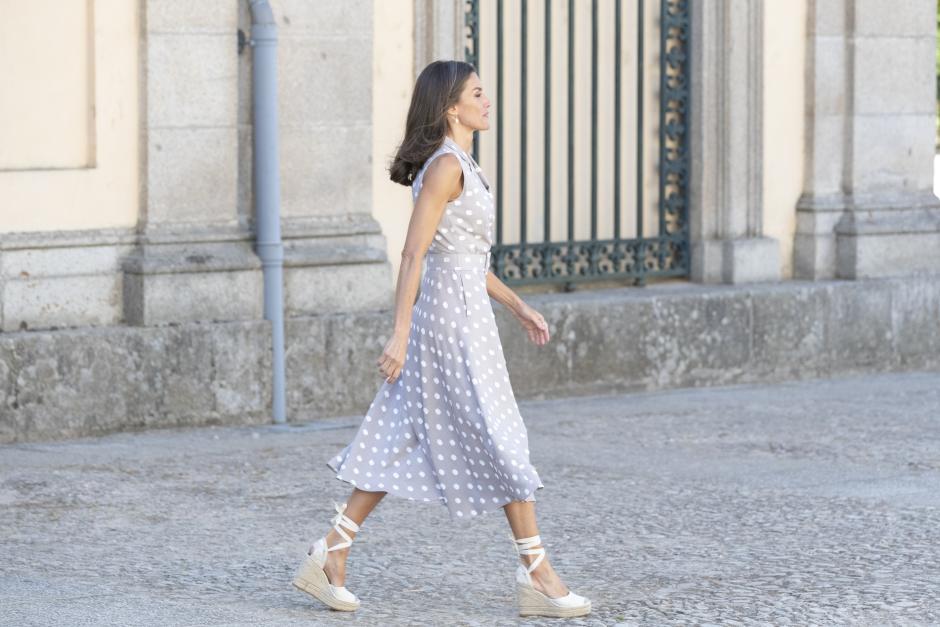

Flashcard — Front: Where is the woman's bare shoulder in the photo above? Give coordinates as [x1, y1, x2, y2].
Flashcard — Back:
[419, 152, 463, 196]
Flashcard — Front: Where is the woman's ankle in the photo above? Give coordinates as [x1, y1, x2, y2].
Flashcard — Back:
[519, 550, 547, 572]
[325, 529, 354, 552]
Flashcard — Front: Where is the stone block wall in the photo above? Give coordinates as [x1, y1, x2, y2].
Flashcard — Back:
[0, 0, 392, 335]
[3, 274, 938, 444]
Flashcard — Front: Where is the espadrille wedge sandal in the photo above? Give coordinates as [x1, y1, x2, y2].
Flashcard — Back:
[511, 533, 591, 618]
[292, 502, 361, 611]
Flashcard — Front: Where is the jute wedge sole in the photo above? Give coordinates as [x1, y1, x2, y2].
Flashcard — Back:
[511, 532, 592, 618]
[292, 501, 362, 612]
[292, 553, 360, 612]
[516, 582, 592, 618]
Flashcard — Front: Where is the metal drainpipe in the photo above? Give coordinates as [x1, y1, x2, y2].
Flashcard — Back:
[248, 0, 286, 424]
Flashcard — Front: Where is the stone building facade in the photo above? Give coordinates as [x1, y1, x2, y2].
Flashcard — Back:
[1, 0, 938, 443]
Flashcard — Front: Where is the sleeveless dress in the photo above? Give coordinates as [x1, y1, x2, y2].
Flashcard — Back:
[326, 135, 544, 521]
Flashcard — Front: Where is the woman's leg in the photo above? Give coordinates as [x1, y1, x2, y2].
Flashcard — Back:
[322, 488, 386, 586]
[503, 499, 571, 598]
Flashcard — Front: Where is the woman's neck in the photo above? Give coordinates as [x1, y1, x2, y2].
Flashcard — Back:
[445, 132, 473, 155]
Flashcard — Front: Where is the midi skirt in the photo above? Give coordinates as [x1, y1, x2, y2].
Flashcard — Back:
[326, 251, 544, 521]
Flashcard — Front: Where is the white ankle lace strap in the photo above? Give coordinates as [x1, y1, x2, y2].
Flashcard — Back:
[511, 533, 545, 575]
[327, 501, 360, 552]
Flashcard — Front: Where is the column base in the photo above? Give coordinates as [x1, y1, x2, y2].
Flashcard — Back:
[793, 193, 850, 281]
[280, 214, 393, 317]
[121, 223, 263, 326]
[833, 191, 940, 280]
[691, 236, 782, 284]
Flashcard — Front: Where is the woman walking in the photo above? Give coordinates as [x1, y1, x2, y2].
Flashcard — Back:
[291, 60, 591, 619]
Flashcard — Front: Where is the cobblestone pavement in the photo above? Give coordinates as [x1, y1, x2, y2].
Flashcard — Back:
[2, 370, 939, 626]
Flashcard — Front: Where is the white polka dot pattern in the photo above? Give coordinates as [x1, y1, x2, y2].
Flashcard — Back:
[325, 136, 544, 521]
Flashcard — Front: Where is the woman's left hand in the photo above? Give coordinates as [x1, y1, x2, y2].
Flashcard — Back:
[512, 301, 550, 346]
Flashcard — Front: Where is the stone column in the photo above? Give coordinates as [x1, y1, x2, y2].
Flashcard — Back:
[123, 2, 262, 325]
[689, 0, 781, 284]
[414, 0, 465, 72]
[240, 0, 391, 316]
[795, 0, 940, 279]
[793, 0, 849, 280]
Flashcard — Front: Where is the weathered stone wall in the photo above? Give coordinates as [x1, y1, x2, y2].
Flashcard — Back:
[3, 274, 938, 444]
[0, 321, 271, 443]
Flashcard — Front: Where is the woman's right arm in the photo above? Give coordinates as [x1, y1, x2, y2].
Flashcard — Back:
[376, 153, 463, 384]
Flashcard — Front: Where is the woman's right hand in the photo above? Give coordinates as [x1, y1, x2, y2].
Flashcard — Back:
[377, 332, 408, 384]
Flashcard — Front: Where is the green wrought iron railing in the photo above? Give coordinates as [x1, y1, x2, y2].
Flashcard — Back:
[463, 0, 691, 287]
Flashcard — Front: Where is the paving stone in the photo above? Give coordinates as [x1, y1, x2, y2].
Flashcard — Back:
[1, 370, 939, 625]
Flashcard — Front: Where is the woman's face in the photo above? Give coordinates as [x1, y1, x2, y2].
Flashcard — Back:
[449, 72, 491, 132]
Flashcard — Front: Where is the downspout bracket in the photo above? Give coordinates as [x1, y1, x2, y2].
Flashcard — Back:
[237, 28, 254, 55]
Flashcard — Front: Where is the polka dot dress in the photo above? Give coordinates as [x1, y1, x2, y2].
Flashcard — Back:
[326, 135, 544, 521]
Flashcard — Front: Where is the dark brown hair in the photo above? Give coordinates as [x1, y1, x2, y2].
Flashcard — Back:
[388, 60, 477, 187]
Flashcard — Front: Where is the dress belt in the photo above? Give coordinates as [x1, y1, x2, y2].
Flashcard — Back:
[425, 251, 491, 272]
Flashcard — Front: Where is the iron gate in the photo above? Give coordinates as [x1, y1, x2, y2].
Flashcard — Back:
[463, 0, 690, 287]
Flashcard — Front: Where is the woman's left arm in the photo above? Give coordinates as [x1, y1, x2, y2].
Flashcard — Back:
[485, 269, 523, 313]
[485, 270, 551, 346]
